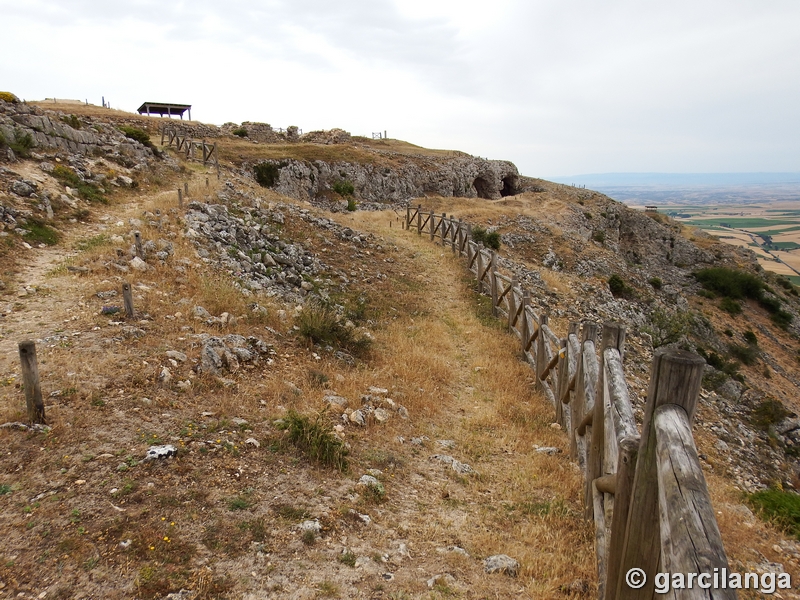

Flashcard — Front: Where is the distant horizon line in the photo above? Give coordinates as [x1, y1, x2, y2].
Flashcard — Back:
[548, 172, 800, 187]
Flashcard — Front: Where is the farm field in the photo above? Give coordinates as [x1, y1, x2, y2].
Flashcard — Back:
[660, 202, 800, 284]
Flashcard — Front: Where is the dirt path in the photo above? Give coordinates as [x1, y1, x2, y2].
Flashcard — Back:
[0, 198, 594, 599]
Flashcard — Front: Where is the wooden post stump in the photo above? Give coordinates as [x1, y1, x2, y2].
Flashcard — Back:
[134, 231, 144, 259]
[122, 282, 134, 319]
[18, 341, 46, 424]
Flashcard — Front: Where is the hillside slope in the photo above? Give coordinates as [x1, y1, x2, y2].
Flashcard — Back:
[0, 99, 799, 598]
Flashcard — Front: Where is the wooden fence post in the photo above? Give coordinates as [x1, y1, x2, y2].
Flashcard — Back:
[430, 210, 436, 242]
[18, 341, 46, 424]
[557, 322, 580, 429]
[441, 213, 446, 246]
[134, 231, 144, 259]
[490, 251, 498, 317]
[184, 182, 189, 198]
[406, 204, 411, 229]
[535, 312, 548, 389]
[476, 248, 484, 293]
[508, 277, 518, 333]
[521, 291, 531, 356]
[465, 224, 472, 257]
[178, 188, 183, 208]
[122, 282, 134, 319]
[417, 205, 422, 235]
[616, 349, 705, 600]
[588, 323, 626, 517]
[570, 322, 598, 462]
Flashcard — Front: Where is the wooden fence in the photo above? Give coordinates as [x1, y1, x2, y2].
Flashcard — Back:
[161, 126, 220, 177]
[405, 205, 735, 599]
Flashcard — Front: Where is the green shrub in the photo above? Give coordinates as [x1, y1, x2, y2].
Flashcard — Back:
[642, 308, 688, 347]
[728, 342, 758, 366]
[346, 198, 357, 212]
[648, 277, 662, 290]
[52, 164, 106, 204]
[484, 230, 501, 250]
[770, 309, 794, 330]
[695, 267, 793, 329]
[296, 302, 371, 357]
[743, 330, 758, 345]
[694, 267, 763, 300]
[723, 329, 734, 337]
[332, 179, 355, 197]
[232, 127, 248, 137]
[471, 226, 500, 250]
[608, 274, 633, 298]
[2, 130, 35, 158]
[338, 551, 357, 567]
[0, 484, 11, 495]
[751, 398, 789, 431]
[0, 92, 18, 103]
[20, 219, 60, 246]
[119, 126, 158, 154]
[280, 410, 348, 471]
[748, 489, 800, 539]
[254, 162, 281, 188]
[61, 114, 81, 130]
[592, 230, 605, 244]
[719, 297, 742, 315]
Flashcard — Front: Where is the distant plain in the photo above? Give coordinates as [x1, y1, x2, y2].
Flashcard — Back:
[566, 175, 800, 284]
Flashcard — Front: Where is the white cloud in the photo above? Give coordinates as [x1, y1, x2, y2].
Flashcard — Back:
[0, 0, 798, 176]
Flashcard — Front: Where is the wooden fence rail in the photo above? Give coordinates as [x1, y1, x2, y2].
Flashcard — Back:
[405, 206, 734, 599]
[161, 126, 220, 177]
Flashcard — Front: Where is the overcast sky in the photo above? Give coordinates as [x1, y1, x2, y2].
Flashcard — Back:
[2, 0, 799, 178]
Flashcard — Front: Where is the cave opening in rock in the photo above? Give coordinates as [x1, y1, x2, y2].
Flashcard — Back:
[500, 175, 519, 197]
[473, 177, 492, 199]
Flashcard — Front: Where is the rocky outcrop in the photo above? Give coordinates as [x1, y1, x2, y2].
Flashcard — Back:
[0, 101, 156, 165]
[246, 156, 522, 203]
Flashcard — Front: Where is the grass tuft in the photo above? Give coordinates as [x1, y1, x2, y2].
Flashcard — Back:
[748, 489, 800, 539]
[296, 302, 372, 357]
[280, 409, 348, 471]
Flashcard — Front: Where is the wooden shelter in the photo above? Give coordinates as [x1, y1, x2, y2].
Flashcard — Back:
[137, 102, 192, 120]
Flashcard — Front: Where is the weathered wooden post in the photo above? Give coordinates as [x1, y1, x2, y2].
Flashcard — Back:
[508, 277, 518, 333]
[571, 322, 598, 462]
[406, 204, 411, 229]
[476, 247, 484, 293]
[535, 312, 548, 388]
[178, 188, 183, 208]
[521, 291, 531, 356]
[417, 205, 422, 235]
[134, 231, 144, 259]
[184, 182, 189, 198]
[441, 213, 447, 246]
[429, 210, 436, 242]
[465, 223, 472, 257]
[490, 251, 498, 317]
[616, 349, 707, 600]
[451, 218, 457, 253]
[588, 323, 626, 516]
[557, 322, 580, 428]
[122, 282, 134, 319]
[18, 341, 45, 424]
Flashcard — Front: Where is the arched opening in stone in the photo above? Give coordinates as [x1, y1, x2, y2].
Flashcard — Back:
[473, 176, 492, 199]
[500, 175, 519, 197]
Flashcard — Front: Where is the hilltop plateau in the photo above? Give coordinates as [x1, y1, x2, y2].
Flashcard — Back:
[0, 98, 799, 598]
